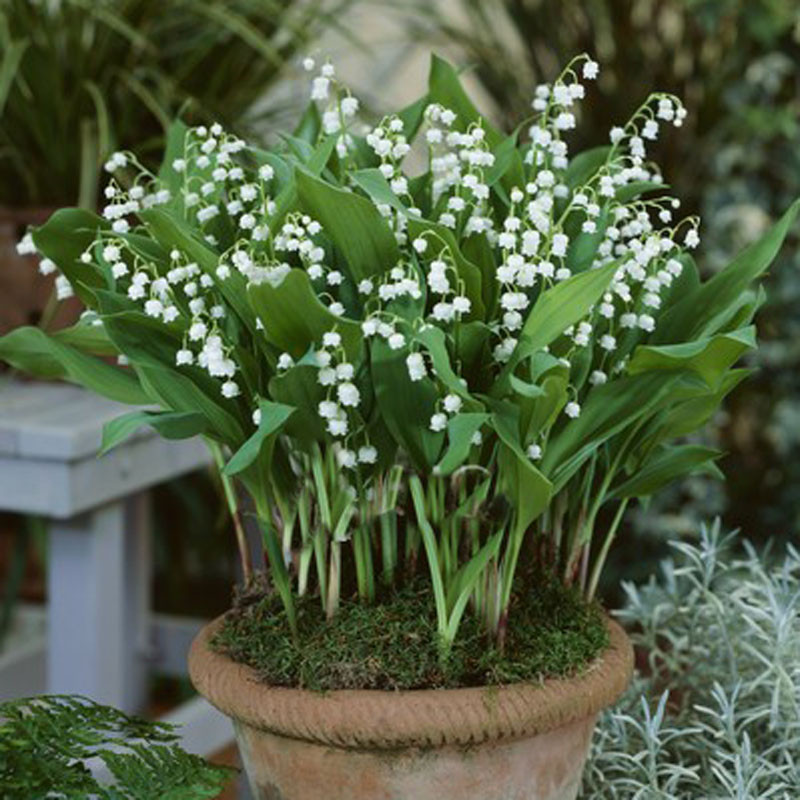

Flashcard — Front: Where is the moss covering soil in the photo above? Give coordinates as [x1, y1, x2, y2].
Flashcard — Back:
[213, 577, 609, 692]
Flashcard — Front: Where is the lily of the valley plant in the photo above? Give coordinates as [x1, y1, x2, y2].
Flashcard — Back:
[2, 55, 797, 661]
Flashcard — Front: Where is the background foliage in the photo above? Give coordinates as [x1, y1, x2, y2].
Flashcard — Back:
[410, 0, 800, 588]
[583, 521, 800, 798]
[0, 0, 350, 209]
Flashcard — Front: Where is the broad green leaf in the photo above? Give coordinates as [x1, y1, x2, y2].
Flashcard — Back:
[100, 410, 207, 456]
[294, 167, 400, 281]
[520, 260, 619, 351]
[427, 55, 503, 148]
[371, 338, 443, 471]
[495, 259, 619, 394]
[523, 373, 568, 440]
[435, 412, 489, 475]
[654, 198, 800, 343]
[223, 401, 295, 476]
[293, 101, 321, 143]
[248, 269, 362, 361]
[398, 92, 430, 140]
[615, 181, 666, 204]
[628, 326, 756, 388]
[157, 120, 189, 198]
[492, 403, 553, 532]
[407, 218, 485, 320]
[0, 37, 27, 115]
[135, 364, 244, 447]
[646, 368, 752, 447]
[565, 206, 609, 273]
[611, 444, 724, 499]
[32, 209, 109, 305]
[542, 372, 683, 490]
[269, 365, 326, 442]
[53, 321, 117, 356]
[351, 168, 408, 216]
[564, 146, 609, 188]
[461, 233, 498, 316]
[0, 326, 149, 405]
[413, 326, 480, 405]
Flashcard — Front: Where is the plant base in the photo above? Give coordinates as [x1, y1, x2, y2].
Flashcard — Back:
[190, 616, 632, 800]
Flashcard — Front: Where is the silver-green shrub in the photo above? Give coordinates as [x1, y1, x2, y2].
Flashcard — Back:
[583, 520, 800, 798]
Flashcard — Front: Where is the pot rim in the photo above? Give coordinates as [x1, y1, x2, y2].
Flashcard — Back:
[189, 613, 633, 749]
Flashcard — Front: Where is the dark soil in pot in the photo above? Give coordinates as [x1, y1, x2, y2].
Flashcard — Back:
[212, 576, 609, 691]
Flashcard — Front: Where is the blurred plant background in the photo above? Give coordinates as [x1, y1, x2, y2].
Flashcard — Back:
[583, 522, 800, 798]
[404, 0, 800, 591]
[0, 0, 351, 210]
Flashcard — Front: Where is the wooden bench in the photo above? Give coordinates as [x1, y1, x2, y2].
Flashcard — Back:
[0, 380, 235, 762]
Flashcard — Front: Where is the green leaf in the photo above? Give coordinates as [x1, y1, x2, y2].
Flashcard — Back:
[0, 37, 27, 115]
[157, 120, 189, 198]
[409, 475, 448, 643]
[427, 55, 503, 147]
[628, 326, 756, 388]
[371, 338, 444, 471]
[611, 445, 724, 499]
[407, 217, 486, 320]
[223, 401, 295, 476]
[542, 372, 683, 490]
[248, 269, 362, 360]
[614, 180, 666, 204]
[101, 410, 207, 456]
[294, 167, 400, 281]
[293, 101, 321, 143]
[495, 259, 619, 394]
[351, 168, 408, 216]
[0, 326, 149, 405]
[509, 375, 546, 398]
[520, 260, 619, 351]
[413, 326, 480, 405]
[646, 368, 752, 447]
[444, 530, 503, 643]
[564, 146, 610, 188]
[436, 412, 489, 475]
[655, 198, 800, 343]
[268, 365, 326, 442]
[32, 209, 109, 305]
[135, 364, 244, 447]
[492, 403, 553, 533]
[398, 92, 429, 140]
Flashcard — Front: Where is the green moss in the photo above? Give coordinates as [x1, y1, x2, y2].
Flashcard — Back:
[213, 578, 609, 691]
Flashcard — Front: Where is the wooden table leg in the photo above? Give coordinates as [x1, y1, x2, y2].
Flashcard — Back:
[46, 494, 151, 712]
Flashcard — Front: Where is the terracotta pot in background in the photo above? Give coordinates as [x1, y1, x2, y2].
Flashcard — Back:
[0, 206, 81, 335]
[189, 616, 633, 800]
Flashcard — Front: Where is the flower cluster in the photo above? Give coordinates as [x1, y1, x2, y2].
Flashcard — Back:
[22, 54, 703, 474]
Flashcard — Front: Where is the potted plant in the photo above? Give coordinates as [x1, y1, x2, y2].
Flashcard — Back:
[0, 54, 796, 800]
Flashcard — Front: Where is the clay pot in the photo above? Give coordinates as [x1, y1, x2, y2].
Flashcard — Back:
[189, 615, 633, 800]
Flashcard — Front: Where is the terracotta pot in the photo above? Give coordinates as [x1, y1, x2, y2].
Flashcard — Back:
[189, 615, 633, 800]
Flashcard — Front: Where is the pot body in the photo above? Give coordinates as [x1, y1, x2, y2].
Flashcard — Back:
[234, 713, 596, 800]
[189, 616, 632, 800]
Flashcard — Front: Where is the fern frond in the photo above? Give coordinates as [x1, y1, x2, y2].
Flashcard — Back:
[0, 695, 233, 800]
